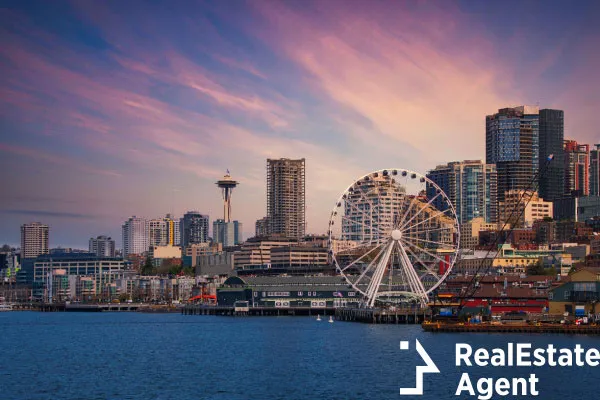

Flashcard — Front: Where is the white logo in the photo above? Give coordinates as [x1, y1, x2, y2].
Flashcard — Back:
[399, 339, 440, 396]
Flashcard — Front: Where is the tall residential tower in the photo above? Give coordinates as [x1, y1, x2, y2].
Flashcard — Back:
[122, 216, 149, 256]
[266, 158, 306, 239]
[20, 222, 49, 259]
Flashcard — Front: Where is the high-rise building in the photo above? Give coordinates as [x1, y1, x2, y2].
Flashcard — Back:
[149, 218, 168, 246]
[149, 214, 180, 246]
[538, 109, 565, 201]
[590, 145, 600, 196]
[486, 106, 539, 202]
[426, 160, 497, 224]
[266, 158, 306, 239]
[20, 222, 49, 259]
[181, 211, 209, 247]
[213, 219, 243, 247]
[563, 140, 590, 197]
[122, 216, 149, 256]
[89, 235, 116, 257]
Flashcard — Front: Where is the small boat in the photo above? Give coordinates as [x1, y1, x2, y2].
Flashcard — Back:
[0, 304, 13, 312]
[316, 314, 321, 321]
[328, 316, 334, 323]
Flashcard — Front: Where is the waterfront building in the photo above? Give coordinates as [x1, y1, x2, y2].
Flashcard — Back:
[89, 235, 116, 257]
[498, 190, 552, 228]
[213, 219, 243, 247]
[459, 217, 498, 249]
[122, 216, 149, 256]
[255, 217, 268, 237]
[217, 275, 362, 308]
[538, 109, 565, 201]
[590, 145, 600, 196]
[266, 158, 306, 239]
[181, 211, 209, 247]
[20, 222, 49, 259]
[549, 268, 600, 315]
[426, 160, 497, 224]
[486, 106, 539, 202]
[33, 253, 128, 301]
[563, 140, 590, 197]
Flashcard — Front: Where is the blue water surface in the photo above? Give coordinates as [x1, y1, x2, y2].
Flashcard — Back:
[1, 312, 599, 399]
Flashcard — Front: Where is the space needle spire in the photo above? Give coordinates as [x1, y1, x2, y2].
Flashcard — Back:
[216, 170, 239, 222]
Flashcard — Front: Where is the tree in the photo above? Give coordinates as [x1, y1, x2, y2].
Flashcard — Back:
[140, 257, 156, 276]
[1, 244, 11, 252]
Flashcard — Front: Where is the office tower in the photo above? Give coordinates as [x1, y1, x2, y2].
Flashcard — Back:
[426, 160, 497, 224]
[564, 140, 590, 197]
[122, 216, 149, 256]
[213, 219, 243, 247]
[181, 211, 209, 247]
[538, 109, 565, 201]
[486, 106, 539, 202]
[20, 222, 49, 259]
[590, 145, 600, 196]
[266, 158, 306, 239]
[88, 235, 116, 257]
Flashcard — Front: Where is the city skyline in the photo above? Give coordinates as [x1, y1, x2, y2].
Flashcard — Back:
[2, 1, 600, 247]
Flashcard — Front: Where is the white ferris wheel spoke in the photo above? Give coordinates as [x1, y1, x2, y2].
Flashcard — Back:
[354, 241, 389, 287]
[401, 241, 441, 279]
[403, 235, 454, 249]
[398, 191, 443, 231]
[399, 237, 451, 266]
[339, 242, 386, 273]
[402, 208, 453, 234]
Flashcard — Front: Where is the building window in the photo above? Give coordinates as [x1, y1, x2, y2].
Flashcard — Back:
[564, 291, 570, 300]
[298, 291, 303, 296]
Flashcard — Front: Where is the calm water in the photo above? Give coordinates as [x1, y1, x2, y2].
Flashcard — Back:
[1, 312, 599, 399]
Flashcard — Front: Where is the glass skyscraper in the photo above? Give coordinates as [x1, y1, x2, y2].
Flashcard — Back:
[426, 160, 497, 224]
[486, 106, 539, 202]
[181, 211, 209, 247]
[538, 109, 565, 201]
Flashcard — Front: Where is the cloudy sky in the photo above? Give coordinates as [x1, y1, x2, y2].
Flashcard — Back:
[1, 0, 600, 248]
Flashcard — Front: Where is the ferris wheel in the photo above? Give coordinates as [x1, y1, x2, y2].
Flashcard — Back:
[328, 169, 460, 308]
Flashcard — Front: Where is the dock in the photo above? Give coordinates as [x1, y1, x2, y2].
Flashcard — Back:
[335, 307, 428, 324]
[182, 305, 336, 316]
[422, 322, 600, 334]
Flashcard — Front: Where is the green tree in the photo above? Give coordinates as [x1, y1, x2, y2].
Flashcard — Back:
[141, 257, 156, 276]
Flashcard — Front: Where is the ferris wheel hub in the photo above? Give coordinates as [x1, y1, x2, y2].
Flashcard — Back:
[391, 229, 403, 241]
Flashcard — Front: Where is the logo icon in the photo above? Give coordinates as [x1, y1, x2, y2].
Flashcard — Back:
[399, 339, 440, 395]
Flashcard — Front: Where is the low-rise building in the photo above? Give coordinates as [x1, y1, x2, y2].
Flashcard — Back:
[499, 190, 553, 228]
[549, 268, 600, 316]
[460, 218, 497, 249]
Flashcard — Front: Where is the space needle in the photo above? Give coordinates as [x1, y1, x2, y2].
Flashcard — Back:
[216, 170, 239, 222]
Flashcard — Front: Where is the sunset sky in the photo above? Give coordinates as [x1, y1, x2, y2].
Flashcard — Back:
[2, 0, 600, 248]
